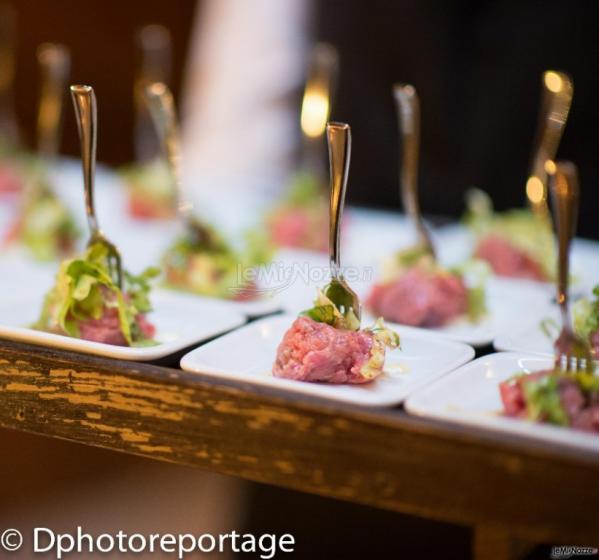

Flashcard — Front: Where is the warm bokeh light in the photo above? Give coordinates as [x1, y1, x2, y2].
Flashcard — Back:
[544, 159, 557, 175]
[526, 176, 545, 204]
[544, 71, 563, 93]
[300, 88, 329, 138]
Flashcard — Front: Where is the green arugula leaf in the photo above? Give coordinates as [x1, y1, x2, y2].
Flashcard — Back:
[35, 242, 159, 346]
[301, 305, 337, 326]
[522, 374, 569, 426]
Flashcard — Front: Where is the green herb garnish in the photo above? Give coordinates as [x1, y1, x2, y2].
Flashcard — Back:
[522, 374, 569, 426]
[301, 288, 360, 331]
[163, 223, 272, 299]
[35, 242, 159, 346]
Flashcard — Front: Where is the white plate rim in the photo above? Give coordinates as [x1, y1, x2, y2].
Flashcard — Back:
[180, 314, 475, 407]
[493, 324, 553, 356]
[0, 290, 246, 361]
[405, 351, 599, 452]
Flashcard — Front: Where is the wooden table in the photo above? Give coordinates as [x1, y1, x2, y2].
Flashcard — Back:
[0, 338, 597, 560]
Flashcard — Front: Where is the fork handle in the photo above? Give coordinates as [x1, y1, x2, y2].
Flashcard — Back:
[549, 160, 579, 328]
[528, 71, 573, 217]
[135, 25, 171, 162]
[393, 83, 435, 258]
[327, 122, 351, 279]
[71, 85, 99, 234]
[144, 82, 189, 216]
[37, 44, 70, 160]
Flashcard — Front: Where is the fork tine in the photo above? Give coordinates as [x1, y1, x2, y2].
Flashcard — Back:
[556, 347, 594, 373]
[562, 353, 572, 373]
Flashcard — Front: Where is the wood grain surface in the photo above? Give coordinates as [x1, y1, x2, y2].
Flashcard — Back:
[0, 338, 597, 551]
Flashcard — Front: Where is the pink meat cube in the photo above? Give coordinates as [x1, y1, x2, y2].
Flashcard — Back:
[273, 316, 378, 384]
[367, 267, 468, 327]
[474, 234, 546, 281]
[78, 306, 155, 346]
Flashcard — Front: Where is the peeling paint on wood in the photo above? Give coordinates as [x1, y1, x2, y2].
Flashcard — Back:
[0, 338, 597, 548]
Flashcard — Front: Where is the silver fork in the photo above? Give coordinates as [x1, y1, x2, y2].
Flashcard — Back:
[70, 85, 123, 289]
[324, 122, 361, 322]
[393, 83, 435, 259]
[144, 82, 217, 249]
[526, 71, 573, 219]
[548, 160, 593, 373]
[134, 24, 171, 163]
[37, 43, 70, 160]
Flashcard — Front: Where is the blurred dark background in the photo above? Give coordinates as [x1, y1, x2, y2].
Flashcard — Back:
[6, 0, 196, 164]
[315, 0, 599, 237]
[6, 0, 599, 236]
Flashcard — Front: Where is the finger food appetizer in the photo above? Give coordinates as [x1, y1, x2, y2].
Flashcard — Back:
[120, 158, 176, 220]
[274, 289, 399, 384]
[35, 242, 159, 346]
[464, 71, 572, 283]
[3, 43, 77, 259]
[500, 369, 599, 433]
[144, 82, 273, 301]
[368, 84, 486, 328]
[123, 25, 175, 220]
[275, 122, 399, 384]
[466, 190, 553, 282]
[367, 248, 486, 327]
[47, 84, 159, 347]
[4, 168, 79, 261]
[162, 226, 271, 301]
[502, 162, 599, 433]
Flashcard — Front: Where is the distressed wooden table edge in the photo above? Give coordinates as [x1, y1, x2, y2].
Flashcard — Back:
[0, 338, 598, 546]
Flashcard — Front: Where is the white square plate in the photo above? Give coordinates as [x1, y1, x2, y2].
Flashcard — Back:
[180, 314, 475, 407]
[0, 289, 246, 361]
[493, 316, 556, 356]
[405, 352, 599, 451]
